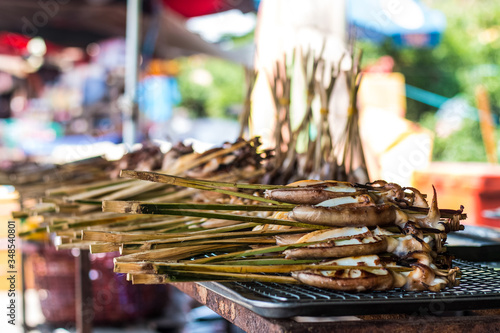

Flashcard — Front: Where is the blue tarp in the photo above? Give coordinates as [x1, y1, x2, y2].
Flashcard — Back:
[138, 76, 181, 123]
[348, 0, 446, 47]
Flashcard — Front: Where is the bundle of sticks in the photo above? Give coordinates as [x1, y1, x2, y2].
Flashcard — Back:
[73, 170, 465, 292]
[0, 157, 112, 200]
[17, 138, 271, 241]
[246, 47, 369, 186]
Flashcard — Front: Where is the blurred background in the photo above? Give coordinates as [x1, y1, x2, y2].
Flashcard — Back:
[1, 0, 500, 332]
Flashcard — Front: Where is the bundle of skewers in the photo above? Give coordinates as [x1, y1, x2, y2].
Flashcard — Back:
[251, 45, 369, 185]
[0, 156, 112, 200]
[17, 137, 271, 241]
[71, 170, 465, 293]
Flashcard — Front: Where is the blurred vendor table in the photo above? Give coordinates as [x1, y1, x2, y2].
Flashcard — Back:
[412, 162, 500, 228]
[172, 282, 500, 332]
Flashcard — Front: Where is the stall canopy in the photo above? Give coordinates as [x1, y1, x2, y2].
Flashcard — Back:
[0, 32, 61, 56]
[162, 0, 255, 18]
[348, 0, 446, 48]
[0, 0, 255, 59]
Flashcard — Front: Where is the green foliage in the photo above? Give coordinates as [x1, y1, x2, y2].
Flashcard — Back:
[360, 0, 500, 162]
[359, 0, 500, 122]
[177, 56, 244, 119]
[220, 30, 255, 47]
[420, 112, 490, 162]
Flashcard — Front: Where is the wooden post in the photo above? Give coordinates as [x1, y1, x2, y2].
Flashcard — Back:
[476, 86, 497, 164]
[123, 0, 142, 148]
[76, 249, 93, 333]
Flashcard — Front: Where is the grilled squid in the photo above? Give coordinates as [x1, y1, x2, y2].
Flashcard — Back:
[265, 180, 363, 205]
[287, 185, 443, 230]
[275, 226, 370, 246]
[394, 252, 459, 291]
[283, 228, 436, 260]
[397, 186, 444, 231]
[362, 180, 405, 204]
[402, 187, 429, 208]
[290, 203, 397, 227]
[292, 267, 395, 292]
[282, 227, 387, 260]
[292, 255, 399, 291]
[291, 253, 459, 292]
[284, 235, 388, 259]
[386, 234, 433, 257]
[282, 228, 386, 259]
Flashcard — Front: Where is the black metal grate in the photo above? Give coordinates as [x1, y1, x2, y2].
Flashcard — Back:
[200, 260, 500, 318]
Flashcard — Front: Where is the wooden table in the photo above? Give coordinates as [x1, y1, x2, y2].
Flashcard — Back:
[173, 282, 500, 333]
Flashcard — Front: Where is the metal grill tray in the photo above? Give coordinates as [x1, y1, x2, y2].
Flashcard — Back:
[199, 260, 500, 318]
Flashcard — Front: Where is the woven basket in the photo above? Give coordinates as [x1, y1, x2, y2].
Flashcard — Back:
[30, 243, 168, 325]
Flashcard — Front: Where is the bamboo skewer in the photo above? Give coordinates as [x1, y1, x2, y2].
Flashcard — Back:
[99, 182, 168, 201]
[102, 201, 327, 230]
[189, 242, 324, 264]
[46, 178, 133, 196]
[239, 67, 257, 138]
[82, 228, 312, 243]
[130, 272, 301, 285]
[159, 222, 260, 235]
[65, 181, 136, 201]
[120, 170, 288, 205]
[154, 263, 413, 274]
[101, 217, 203, 233]
[88, 243, 121, 253]
[115, 244, 242, 262]
[119, 237, 277, 255]
[217, 258, 317, 265]
[103, 201, 294, 213]
[120, 170, 288, 190]
[114, 262, 156, 274]
[47, 214, 168, 232]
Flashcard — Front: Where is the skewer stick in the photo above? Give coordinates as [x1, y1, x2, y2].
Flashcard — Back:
[82, 228, 312, 243]
[65, 181, 135, 201]
[103, 217, 201, 232]
[46, 178, 133, 196]
[120, 237, 276, 255]
[403, 207, 467, 220]
[189, 242, 324, 264]
[103, 201, 294, 213]
[99, 182, 167, 201]
[89, 243, 121, 253]
[153, 263, 413, 274]
[103, 201, 327, 230]
[130, 272, 300, 285]
[48, 214, 168, 232]
[114, 262, 155, 274]
[120, 170, 289, 191]
[218, 258, 318, 265]
[115, 244, 240, 262]
[120, 170, 291, 205]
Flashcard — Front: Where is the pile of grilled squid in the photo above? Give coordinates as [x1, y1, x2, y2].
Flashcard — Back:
[258, 180, 464, 292]
[91, 172, 466, 293]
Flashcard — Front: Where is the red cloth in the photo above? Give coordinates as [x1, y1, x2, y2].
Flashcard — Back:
[0, 32, 30, 56]
[163, 0, 243, 18]
[0, 32, 61, 56]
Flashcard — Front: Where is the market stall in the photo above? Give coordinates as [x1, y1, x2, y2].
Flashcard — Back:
[2, 1, 500, 333]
